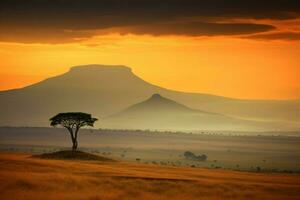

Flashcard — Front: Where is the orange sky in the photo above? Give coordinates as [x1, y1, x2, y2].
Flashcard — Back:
[1, 34, 299, 99]
[1, 1, 300, 100]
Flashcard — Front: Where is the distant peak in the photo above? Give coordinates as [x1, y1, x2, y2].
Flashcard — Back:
[116, 93, 195, 115]
[151, 93, 163, 99]
[69, 64, 132, 73]
[147, 93, 173, 102]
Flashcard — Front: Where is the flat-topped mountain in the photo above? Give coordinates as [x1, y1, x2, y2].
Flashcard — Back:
[0, 64, 299, 131]
[25, 65, 152, 91]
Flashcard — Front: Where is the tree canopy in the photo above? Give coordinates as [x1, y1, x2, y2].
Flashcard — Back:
[50, 112, 97, 128]
[50, 112, 98, 150]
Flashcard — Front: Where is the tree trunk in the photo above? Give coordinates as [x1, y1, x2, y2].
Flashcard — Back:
[72, 140, 78, 151]
[67, 128, 77, 152]
[73, 127, 79, 151]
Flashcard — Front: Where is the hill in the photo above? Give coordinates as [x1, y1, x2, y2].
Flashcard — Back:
[115, 93, 200, 114]
[102, 94, 295, 131]
[0, 64, 299, 131]
[34, 150, 116, 161]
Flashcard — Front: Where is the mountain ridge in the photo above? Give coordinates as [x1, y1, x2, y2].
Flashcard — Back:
[114, 93, 221, 116]
[102, 94, 298, 131]
[19, 65, 300, 101]
[6, 64, 300, 101]
[0, 64, 299, 130]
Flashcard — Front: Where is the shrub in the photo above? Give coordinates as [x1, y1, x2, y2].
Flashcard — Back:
[183, 151, 207, 161]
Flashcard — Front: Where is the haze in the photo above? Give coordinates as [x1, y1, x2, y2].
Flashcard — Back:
[1, 2, 300, 200]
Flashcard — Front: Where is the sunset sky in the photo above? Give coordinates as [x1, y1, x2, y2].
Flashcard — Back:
[1, 0, 300, 99]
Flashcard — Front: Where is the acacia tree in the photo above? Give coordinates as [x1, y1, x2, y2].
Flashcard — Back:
[50, 112, 98, 151]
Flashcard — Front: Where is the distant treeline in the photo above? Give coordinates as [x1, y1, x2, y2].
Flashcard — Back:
[0, 126, 299, 138]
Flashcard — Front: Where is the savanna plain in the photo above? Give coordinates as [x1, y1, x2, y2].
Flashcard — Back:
[0, 127, 300, 200]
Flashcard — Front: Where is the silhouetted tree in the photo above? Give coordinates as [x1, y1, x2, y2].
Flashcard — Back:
[50, 112, 97, 151]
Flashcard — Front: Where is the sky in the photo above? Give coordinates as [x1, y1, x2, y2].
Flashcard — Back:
[0, 0, 300, 99]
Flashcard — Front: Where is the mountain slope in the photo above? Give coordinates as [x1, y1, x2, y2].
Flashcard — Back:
[117, 93, 200, 114]
[0, 64, 299, 130]
[102, 94, 299, 131]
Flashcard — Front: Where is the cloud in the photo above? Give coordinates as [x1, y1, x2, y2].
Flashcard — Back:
[244, 32, 300, 41]
[117, 21, 275, 36]
[0, 0, 299, 43]
[0, 28, 93, 44]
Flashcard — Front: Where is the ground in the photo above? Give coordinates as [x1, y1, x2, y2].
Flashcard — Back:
[1, 127, 300, 172]
[0, 152, 300, 200]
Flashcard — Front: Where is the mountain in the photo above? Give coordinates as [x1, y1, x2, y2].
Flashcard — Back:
[115, 93, 200, 114]
[102, 94, 298, 131]
[0, 64, 299, 131]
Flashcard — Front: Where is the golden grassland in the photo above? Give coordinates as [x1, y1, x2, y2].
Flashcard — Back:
[0, 152, 300, 200]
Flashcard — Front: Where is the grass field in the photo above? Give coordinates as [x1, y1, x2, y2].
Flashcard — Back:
[0, 152, 300, 200]
[1, 127, 300, 172]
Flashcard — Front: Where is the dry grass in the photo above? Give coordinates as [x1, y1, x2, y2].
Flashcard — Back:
[0, 152, 300, 200]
